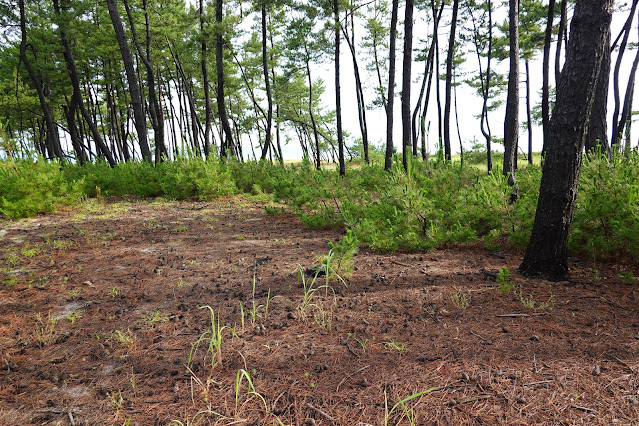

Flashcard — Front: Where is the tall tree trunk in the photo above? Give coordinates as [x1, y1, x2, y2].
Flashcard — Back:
[259, 2, 274, 161]
[215, 0, 234, 158]
[616, 31, 639, 152]
[54, 0, 117, 166]
[63, 98, 87, 164]
[541, 0, 555, 156]
[18, 0, 63, 161]
[122, 0, 167, 160]
[469, 0, 493, 172]
[443, 0, 460, 162]
[384, 0, 399, 171]
[585, 30, 611, 156]
[401, 0, 414, 172]
[200, 0, 213, 157]
[335, 0, 345, 175]
[413, 0, 443, 161]
[106, 0, 152, 162]
[611, 0, 639, 148]
[503, 0, 519, 186]
[306, 62, 321, 169]
[519, 0, 614, 281]
[555, 0, 567, 85]
[343, 11, 369, 164]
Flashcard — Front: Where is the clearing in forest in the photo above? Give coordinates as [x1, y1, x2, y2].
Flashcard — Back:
[0, 196, 637, 424]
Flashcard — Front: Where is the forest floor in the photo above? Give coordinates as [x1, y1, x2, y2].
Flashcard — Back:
[0, 196, 638, 425]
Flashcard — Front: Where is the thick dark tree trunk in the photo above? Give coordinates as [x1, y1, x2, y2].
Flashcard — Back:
[519, 0, 614, 282]
[215, 0, 234, 158]
[106, 0, 152, 162]
[585, 31, 611, 156]
[401, 0, 414, 172]
[200, 0, 213, 157]
[443, 0, 459, 162]
[541, 0, 555, 156]
[503, 0, 519, 186]
[335, 0, 345, 176]
[19, 0, 63, 161]
[384, 0, 399, 171]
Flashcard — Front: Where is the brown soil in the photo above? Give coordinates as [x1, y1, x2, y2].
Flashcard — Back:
[0, 196, 638, 425]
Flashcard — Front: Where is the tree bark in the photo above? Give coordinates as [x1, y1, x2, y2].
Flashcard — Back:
[106, 0, 152, 162]
[519, 0, 614, 282]
[503, 0, 519, 186]
[585, 30, 611, 156]
[384, 0, 399, 171]
[401, 0, 414, 172]
[443, 0, 459, 162]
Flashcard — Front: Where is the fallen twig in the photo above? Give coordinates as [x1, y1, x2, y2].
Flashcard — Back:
[306, 402, 335, 422]
[613, 356, 635, 374]
[470, 330, 492, 344]
[390, 259, 413, 268]
[496, 313, 529, 317]
[572, 405, 597, 413]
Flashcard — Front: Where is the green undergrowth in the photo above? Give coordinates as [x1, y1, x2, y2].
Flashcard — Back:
[1, 151, 638, 261]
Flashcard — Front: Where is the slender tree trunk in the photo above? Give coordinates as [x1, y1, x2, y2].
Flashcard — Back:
[106, 0, 151, 162]
[520, 0, 614, 281]
[306, 62, 321, 169]
[555, 0, 567, 85]
[19, 0, 63, 161]
[343, 12, 369, 164]
[413, 0, 443, 161]
[259, 2, 274, 161]
[200, 0, 213, 157]
[541, 0, 554, 156]
[63, 98, 87, 164]
[401, 0, 414, 172]
[384, 0, 399, 171]
[215, 0, 234, 159]
[335, 0, 345, 175]
[611, 0, 639, 148]
[443, 0, 460, 162]
[616, 28, 639, 152]
[503, 0, 519, 186]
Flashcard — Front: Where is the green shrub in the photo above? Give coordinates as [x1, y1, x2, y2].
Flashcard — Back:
[0, 159, 83, 218]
